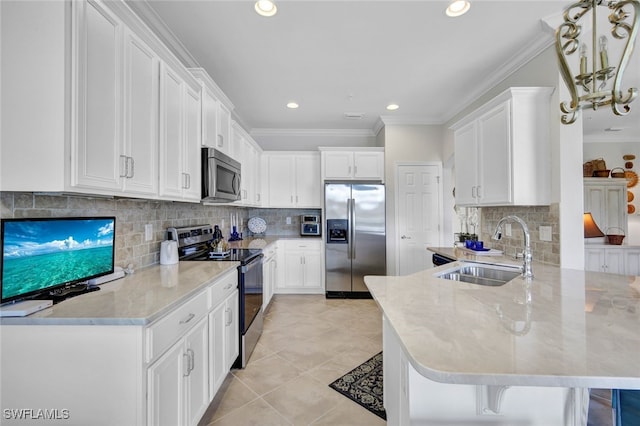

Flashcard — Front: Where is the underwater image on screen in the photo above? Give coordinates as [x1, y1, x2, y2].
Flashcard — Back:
[1, 218, 115, 302]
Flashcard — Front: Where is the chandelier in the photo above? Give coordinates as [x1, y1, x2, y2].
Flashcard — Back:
[556, 0, 640, 125]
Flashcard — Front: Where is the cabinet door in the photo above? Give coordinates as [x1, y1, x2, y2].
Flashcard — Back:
[624, 249, 640, 275]
[218, 103, 232, 155]
[147, 341, 184, 426]
[453, 122, 478, 205]
[283, 252, 304, 288]
[225, 290, 239, 370]
[73, 0, 123, 191]
[477, 101, 511, 205]
[295, 154, 321, 207]
[123, 30, 158, 195]
[302, 251, 322, 289]
[353, 152, 384, 180]
[184, 318, 209, 426]
[323, 152, 354, 179]
[585, 248, 605, 272]
[604, 186, 627, 234]
[201, 87, 219, 149]
[159, 63, 184, 198]
[267, 156, 295, 206]
[605, 249, 625, 275]
[183, 85, 202, 201]
[208, 302, 226, 398]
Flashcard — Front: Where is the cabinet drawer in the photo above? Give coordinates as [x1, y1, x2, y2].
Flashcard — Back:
[283, 239, 321, 251]
[209, 268, 238, 308]
[146, 290, 208, 362]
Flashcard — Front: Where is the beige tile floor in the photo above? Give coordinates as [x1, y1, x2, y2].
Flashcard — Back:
[198, 294, 386, 426]
[198, 294, 611, 426]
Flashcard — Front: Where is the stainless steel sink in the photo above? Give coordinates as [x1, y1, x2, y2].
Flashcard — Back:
[435, 264, 521, 286]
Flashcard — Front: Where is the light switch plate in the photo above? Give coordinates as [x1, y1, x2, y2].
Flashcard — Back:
[505, 223, 512, 237]
[144, 224, 153, 241]
[539, 226, 552, 242]
[286, 217, 292, 225]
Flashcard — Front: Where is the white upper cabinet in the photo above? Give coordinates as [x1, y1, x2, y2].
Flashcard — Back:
[1, 0, 203, 202]
[319, 148, 384, 181]
[123, 30, 160, 195]
[190, 68, 234, 156]
[230, 122, 262, 207]
[264, 152, 321, 208]
[158, 63, 202, 202]
[72, 0, 123, 192]
[451, 87, 554, 206]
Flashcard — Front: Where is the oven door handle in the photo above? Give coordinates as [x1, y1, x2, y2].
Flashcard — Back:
[240, 254, 264, 273]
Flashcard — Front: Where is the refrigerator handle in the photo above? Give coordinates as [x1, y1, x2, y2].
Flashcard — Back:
[350, 198, 356, 260]
[346, 198, 352, 260]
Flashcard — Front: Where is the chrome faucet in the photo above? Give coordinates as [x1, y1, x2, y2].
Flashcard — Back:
[492, 215, 533, 280]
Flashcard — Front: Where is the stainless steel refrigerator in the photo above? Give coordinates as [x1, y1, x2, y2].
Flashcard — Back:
[325, 183, 386, 298]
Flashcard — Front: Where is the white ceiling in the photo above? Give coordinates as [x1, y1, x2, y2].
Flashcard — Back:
[134, 0, 639, 143]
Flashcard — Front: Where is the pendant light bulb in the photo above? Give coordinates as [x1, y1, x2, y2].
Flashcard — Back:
[446, 0, 470, 17]
[255, 0, 277, 17]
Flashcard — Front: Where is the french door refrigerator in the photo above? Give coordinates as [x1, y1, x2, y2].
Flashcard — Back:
[325, 183, 386, 298]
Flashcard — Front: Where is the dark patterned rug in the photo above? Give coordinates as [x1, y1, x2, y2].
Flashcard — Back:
[328, 351, 386, 420]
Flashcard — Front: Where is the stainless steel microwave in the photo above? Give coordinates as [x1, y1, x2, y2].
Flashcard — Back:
[201, 148, 241, 202]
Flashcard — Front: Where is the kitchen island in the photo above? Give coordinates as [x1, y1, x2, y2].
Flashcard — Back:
[365, 252, 640, 425]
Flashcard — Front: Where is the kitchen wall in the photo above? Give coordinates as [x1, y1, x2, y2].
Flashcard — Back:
[382, 124, 445, 275]
[0, 192, 248, 270]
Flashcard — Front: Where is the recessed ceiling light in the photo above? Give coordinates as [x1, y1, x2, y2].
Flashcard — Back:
[255, 0, 277, 17]
[446, 0, 470, 17]
[386, 104, 400, 111]
[286, 102, 299, 109]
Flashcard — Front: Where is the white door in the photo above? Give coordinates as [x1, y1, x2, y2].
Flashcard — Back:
[397, 164, 442, 275]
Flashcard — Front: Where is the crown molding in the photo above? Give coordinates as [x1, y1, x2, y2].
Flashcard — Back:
[437, 24, 556, 125]
[250, 128, 376, 138]
[124, 0, 200, 68]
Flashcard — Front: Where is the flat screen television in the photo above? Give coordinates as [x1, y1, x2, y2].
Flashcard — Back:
[1, 217, 116, 304]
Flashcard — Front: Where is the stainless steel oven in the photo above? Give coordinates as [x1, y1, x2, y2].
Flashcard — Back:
[169, 225, 263, 368]
[201, 148, 241, 202]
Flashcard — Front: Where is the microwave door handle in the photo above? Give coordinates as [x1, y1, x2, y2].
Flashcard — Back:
[232, 173, 241, 195]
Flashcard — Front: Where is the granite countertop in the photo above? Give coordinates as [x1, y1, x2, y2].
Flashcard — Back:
[0, 261, 239, 326]
[365, 255, 640, 389]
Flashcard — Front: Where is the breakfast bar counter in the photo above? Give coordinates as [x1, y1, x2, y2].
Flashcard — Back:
[365, 260, 640, 425]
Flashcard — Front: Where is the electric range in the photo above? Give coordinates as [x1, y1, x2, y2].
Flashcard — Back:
[167, 225, 264, 368]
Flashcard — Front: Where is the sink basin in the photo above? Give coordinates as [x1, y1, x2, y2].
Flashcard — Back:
[435, 264, 521, 286]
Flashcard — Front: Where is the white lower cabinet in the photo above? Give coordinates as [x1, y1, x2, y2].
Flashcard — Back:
[262, 243, 278, 311]
[0, 268, 239, 426]
[277, 239, 323, 294]
[585, 246, 640, 275]
[624, 248, 640, 275]
[208, 288, 239, 397]
[147, 316, 209, 426]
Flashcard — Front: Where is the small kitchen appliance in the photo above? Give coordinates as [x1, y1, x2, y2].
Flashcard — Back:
[201, 148, 241, 203]
[300, 214, 321, 236]
[160, 240, 179, 265]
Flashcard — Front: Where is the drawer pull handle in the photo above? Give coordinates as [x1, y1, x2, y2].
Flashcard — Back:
[180, 313, 195, 324]
[224, 283, 233, 290]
